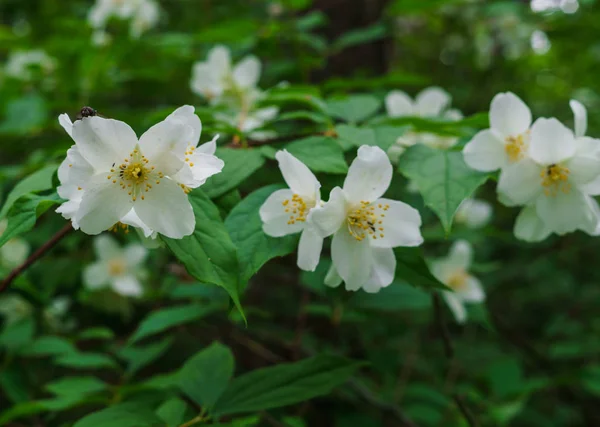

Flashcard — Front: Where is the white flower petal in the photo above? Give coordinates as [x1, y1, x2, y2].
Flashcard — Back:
[196, 135, 218, 155]
[447, 240, 472, 271]
[83, 262, 110, 290]
[461, 276, 485, 302]
[324, 264, 343, 288]
[208, 45, 231, 75]
[570, 99, 587, 138]
[489, 92, 532, 137]
[73, 117, 138, 171]
[370, 198, 423, 248]
[529, 118, 576, 165]
[580, 195, 600, 236]
[57, 146, 95, 199]
[139, 119, 191, 170]
[455, 199, 492, 229]
[259, 189, 304, 237]
[385, 90, 414, 117]
[133, 178, 195, 239]
[462, 129, 507, 172]
[112, 275, 143, 297]
[233, 55, 261, 88]
[331, 228, 371, 292]
[297, 228, 323, 272]
[124, 244, 148, 266]
[343, 145, 392, 204]
[362, 247, 396, 293]
[76, 174, 134, 235]
[93, 234, 122, 260]
[120, 209, 155, 238]
[56, 197, 83, 228]
[58, 114, 73, 137]
[415, 87, 451, 117]
[497, 159, 543, 206]
[275, 150, 320, 198]
[513, 205, 552, 242]
[443, 292, 467, 323]
[191, 63, 223, 99]
[536, 188, 593, 235]
[307, 187, 346, 238]
[566, 151, 600, 186]
[166, 105, 202, 147]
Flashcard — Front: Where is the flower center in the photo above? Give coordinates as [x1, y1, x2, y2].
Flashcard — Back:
[346, 201, 388, 242]
[107, 258, 126, 276]
[504, 133, 527, 162]
[109, 222, 130, 234]
[283, 194, 314, 225]
[540, 163, 571, 196]
[108, 146, 165, 202]
[447, 269, 468, 291]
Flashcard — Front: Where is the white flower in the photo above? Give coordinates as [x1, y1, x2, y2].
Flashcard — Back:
[431, 240, 485, 323]
[259, 151, 323, 271]
[56, 109, 206, 239]
[463, 92, 532, 172]
[455, 198, 493, 229]
[385, 87, 462, 162]
[88, 0, 159, 39]
[216, 105, 279, 140]
[190, 45, 261, 104]
[0, 219, 30, 270]
[498, 116, 600, 236]
[4, 49, 56, 82]
[83, 235, 148, 297]
[309, 146, 423, 293]
[0, 294, 32, 325]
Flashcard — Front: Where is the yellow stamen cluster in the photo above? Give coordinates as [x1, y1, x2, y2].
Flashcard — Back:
[346, 201, 388, 242]
[282, 194, 308, 225]
[109, 222, 130, 234]
[447, 269, 469, 291]
[109, 148, 164, 201]
[504, 133, 526, 162]
[540, 163, 570, 196]
[184, 145, 196, 168]
[107, 258, 127, 276]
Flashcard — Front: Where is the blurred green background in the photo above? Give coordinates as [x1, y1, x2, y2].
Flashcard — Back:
[1, 0, 600, 426]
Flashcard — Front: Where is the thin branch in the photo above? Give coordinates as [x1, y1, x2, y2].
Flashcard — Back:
[227, 130, 332, 148]
[0, 222, 73, 293]
[432, 293, 478, 427]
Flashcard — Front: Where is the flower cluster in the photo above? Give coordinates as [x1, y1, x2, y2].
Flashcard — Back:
[56, 106, 224, 239]
[385, 86, 463, 162]
[260, 146, 424, 293]
[463, 92, 600, 241]
[88, 0, 160, 44]
[190, 45, 278, 140]
[4, 49, 56, 84]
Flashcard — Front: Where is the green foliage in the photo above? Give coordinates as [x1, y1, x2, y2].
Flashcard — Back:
[73, 403, 164, 427]
[0, 165, 57, 219]
[285, 136, 348, 174]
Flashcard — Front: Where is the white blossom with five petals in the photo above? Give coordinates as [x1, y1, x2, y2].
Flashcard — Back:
[431, 240, 485, 324]
[309, 146, 424, 293]
[259, 151, 323, 271]
[56, 107, 223, 239]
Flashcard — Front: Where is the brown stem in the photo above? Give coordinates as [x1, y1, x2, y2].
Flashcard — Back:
[432, 293, 478, 427]
[0, 222, 73, 293]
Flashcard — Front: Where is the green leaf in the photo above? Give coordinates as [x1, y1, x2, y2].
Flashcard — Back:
[0, 165, 58, 219]
[349, 280, 431, 311]
[54, 352, 118, 370]
[326, 95, 381, 124]
[119, 337, 174, 376]
[78, 327, 115, 340]
[130, 303, 220, 343]
[45, 376, 108, 397]
[0, 93, 48, 135]
[335, 124, 407, 151]
[73, 402, 164, 427]
[395, 247, 448, 290]
[213, 355, 364, 416]
[0, 193, 62, 248]
[331, 23, 387, 52]
[0, 317, 35, 351]
[225, 185, 298, 284]
[201, 149, 265, 198]
[285, 136, 348, 174]
[398, 145, 490, 232]
[277, 111, 332, 125]
[162, 190, 244, 320]
[178, 342, 235, 410]
[20, 335, 77, 357]
[156, 398, 189, 427]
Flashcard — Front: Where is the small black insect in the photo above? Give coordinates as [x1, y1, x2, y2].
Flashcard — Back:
[75, 106, 98, 121]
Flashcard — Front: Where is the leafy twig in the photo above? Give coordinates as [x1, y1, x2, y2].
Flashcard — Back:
[432, 293, 478, 427]
[0, 222, 73, 293]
